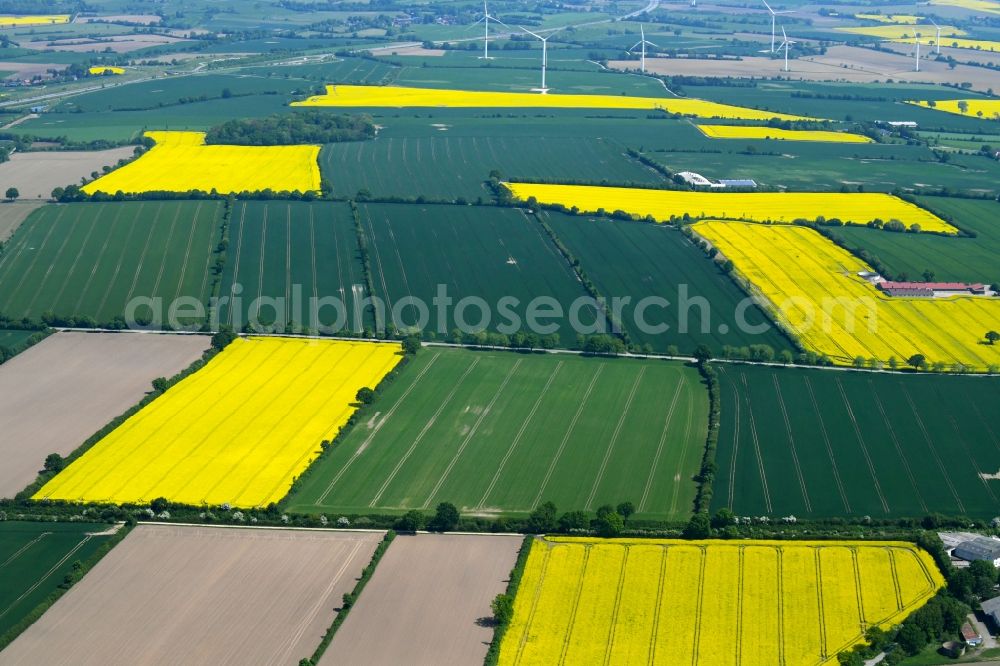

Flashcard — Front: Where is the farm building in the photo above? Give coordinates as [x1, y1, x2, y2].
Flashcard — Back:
[878, 281, 987, 297]
[952, 537, 1000, 566]
[962, 622, 984, 647]
[982, 596, 1000, 627]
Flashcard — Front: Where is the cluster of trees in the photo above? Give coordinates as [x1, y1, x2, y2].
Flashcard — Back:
[391, 500, 639, 537]
[204, 110, 374, 146]
[448, 327, 562, 351]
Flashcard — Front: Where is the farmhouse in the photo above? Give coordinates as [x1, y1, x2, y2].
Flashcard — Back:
[878, 281, 987, 298]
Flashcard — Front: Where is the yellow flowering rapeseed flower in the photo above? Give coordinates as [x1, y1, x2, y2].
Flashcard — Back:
[499, 537, 944, 666]
[292, 84, 813, 121]
[694, 220, 1000, 370]
[504, 182, 958, 233]
[908, 99, 1000, 119]
[697, 125, 872, 143]
[88, 66, 125, 75]
[82, 131, 321, 195]
[0, 14, 69, 27]
[34, 337, 402, 508]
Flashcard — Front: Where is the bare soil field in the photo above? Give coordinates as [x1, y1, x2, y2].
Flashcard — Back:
[22, 34, 188, 52]
[0, 332, 208, 498]
[322, 533, 522, 666]
[0, 201, 44, 240]
[609, 45, 999, 92]
[370, 43, 447, 56]
[0, 524, 383, 665]
[0, 61, 62, 79]
[0, 147, 134, 199]
[882, 41, 1000, 66]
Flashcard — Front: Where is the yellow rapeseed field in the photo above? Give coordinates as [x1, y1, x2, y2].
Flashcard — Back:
[697, 124, 872, 143]
[908, 99, 1000, 119]
[33, 337, 402, 508]
[694, 220, 1000, 370]
[893, 36, 1000, 51]
[88, 66, 125, 75]
[929, 0, 1000, 14]
[0, 14, 69, 27]
[505, 182, 958, 233]
[837, 24, 965, 39]
[292, 84, 811, 121]
[854, 14, 923, 23]
[82, 130, 321, 195]
[499, 537, 943, 666]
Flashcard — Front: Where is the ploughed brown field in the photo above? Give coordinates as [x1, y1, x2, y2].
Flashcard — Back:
[0, 524, 384, 665]
[0, 331, 208, 498]
[322, 533, 522, 666]
[0, 147, 135, 200]
[0, 201, 43, 241]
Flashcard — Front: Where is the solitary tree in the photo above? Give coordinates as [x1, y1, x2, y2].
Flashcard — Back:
[428, 502, 460, 532]
[401, 335, 421, 355]
[491, 594, 514, 626]
[987, 331, 1000, 345]
[393, 509, 423, 532]
[151, 377, 168, 393]
[683, 513, 712, 539]
[616, 501, 636, 522]
[4, 187, 18, 201]
[43, 452, 64, 473]
[527, 501, 558, 533]
[907, 354, 927, 370]
[356, 387, 376, 404]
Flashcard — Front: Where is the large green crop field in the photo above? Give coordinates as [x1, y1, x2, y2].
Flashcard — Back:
[219, 200, 369, 331]
[712, 363, 1000, 519]
[829, 197, 1000, 283]
[541, 212, 792, 355]
[359, 203, 592, 346]
[286, 348, 707, 520]
[0, 522, 114, 643]
[0, 201, 223, 325]
[320, 134, 660, 200]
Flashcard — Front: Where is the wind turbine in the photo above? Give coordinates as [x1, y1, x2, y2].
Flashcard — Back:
[761, 0, 793, 53]
[472, 0, 510, 60]
[628, 25, 660, 74]
[521, 26, 562, 93]
[914, 34, 921, 71]
[928, 18, 941, 54]
[779, 26, 796, 72]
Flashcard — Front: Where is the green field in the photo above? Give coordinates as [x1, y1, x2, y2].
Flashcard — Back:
[0, 522, 114, 642]
[542, 212, 793, 355]
[0, 329, 35, 351]
[321, 134, 660, 200]
[219, 200, 370, 331]
[285, 348, 707, 519]
[712, 363, 1000, 519]
[829, 197, 1000, 283]
[360, 203, 593, 345]
[0, 201, 223, 325]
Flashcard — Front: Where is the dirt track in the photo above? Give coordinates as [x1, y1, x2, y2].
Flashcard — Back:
[0, 147, 134, 199]
[0, 332, 208, 498]
[322, 533, 522, 666]
[0, 524, 383, 665]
